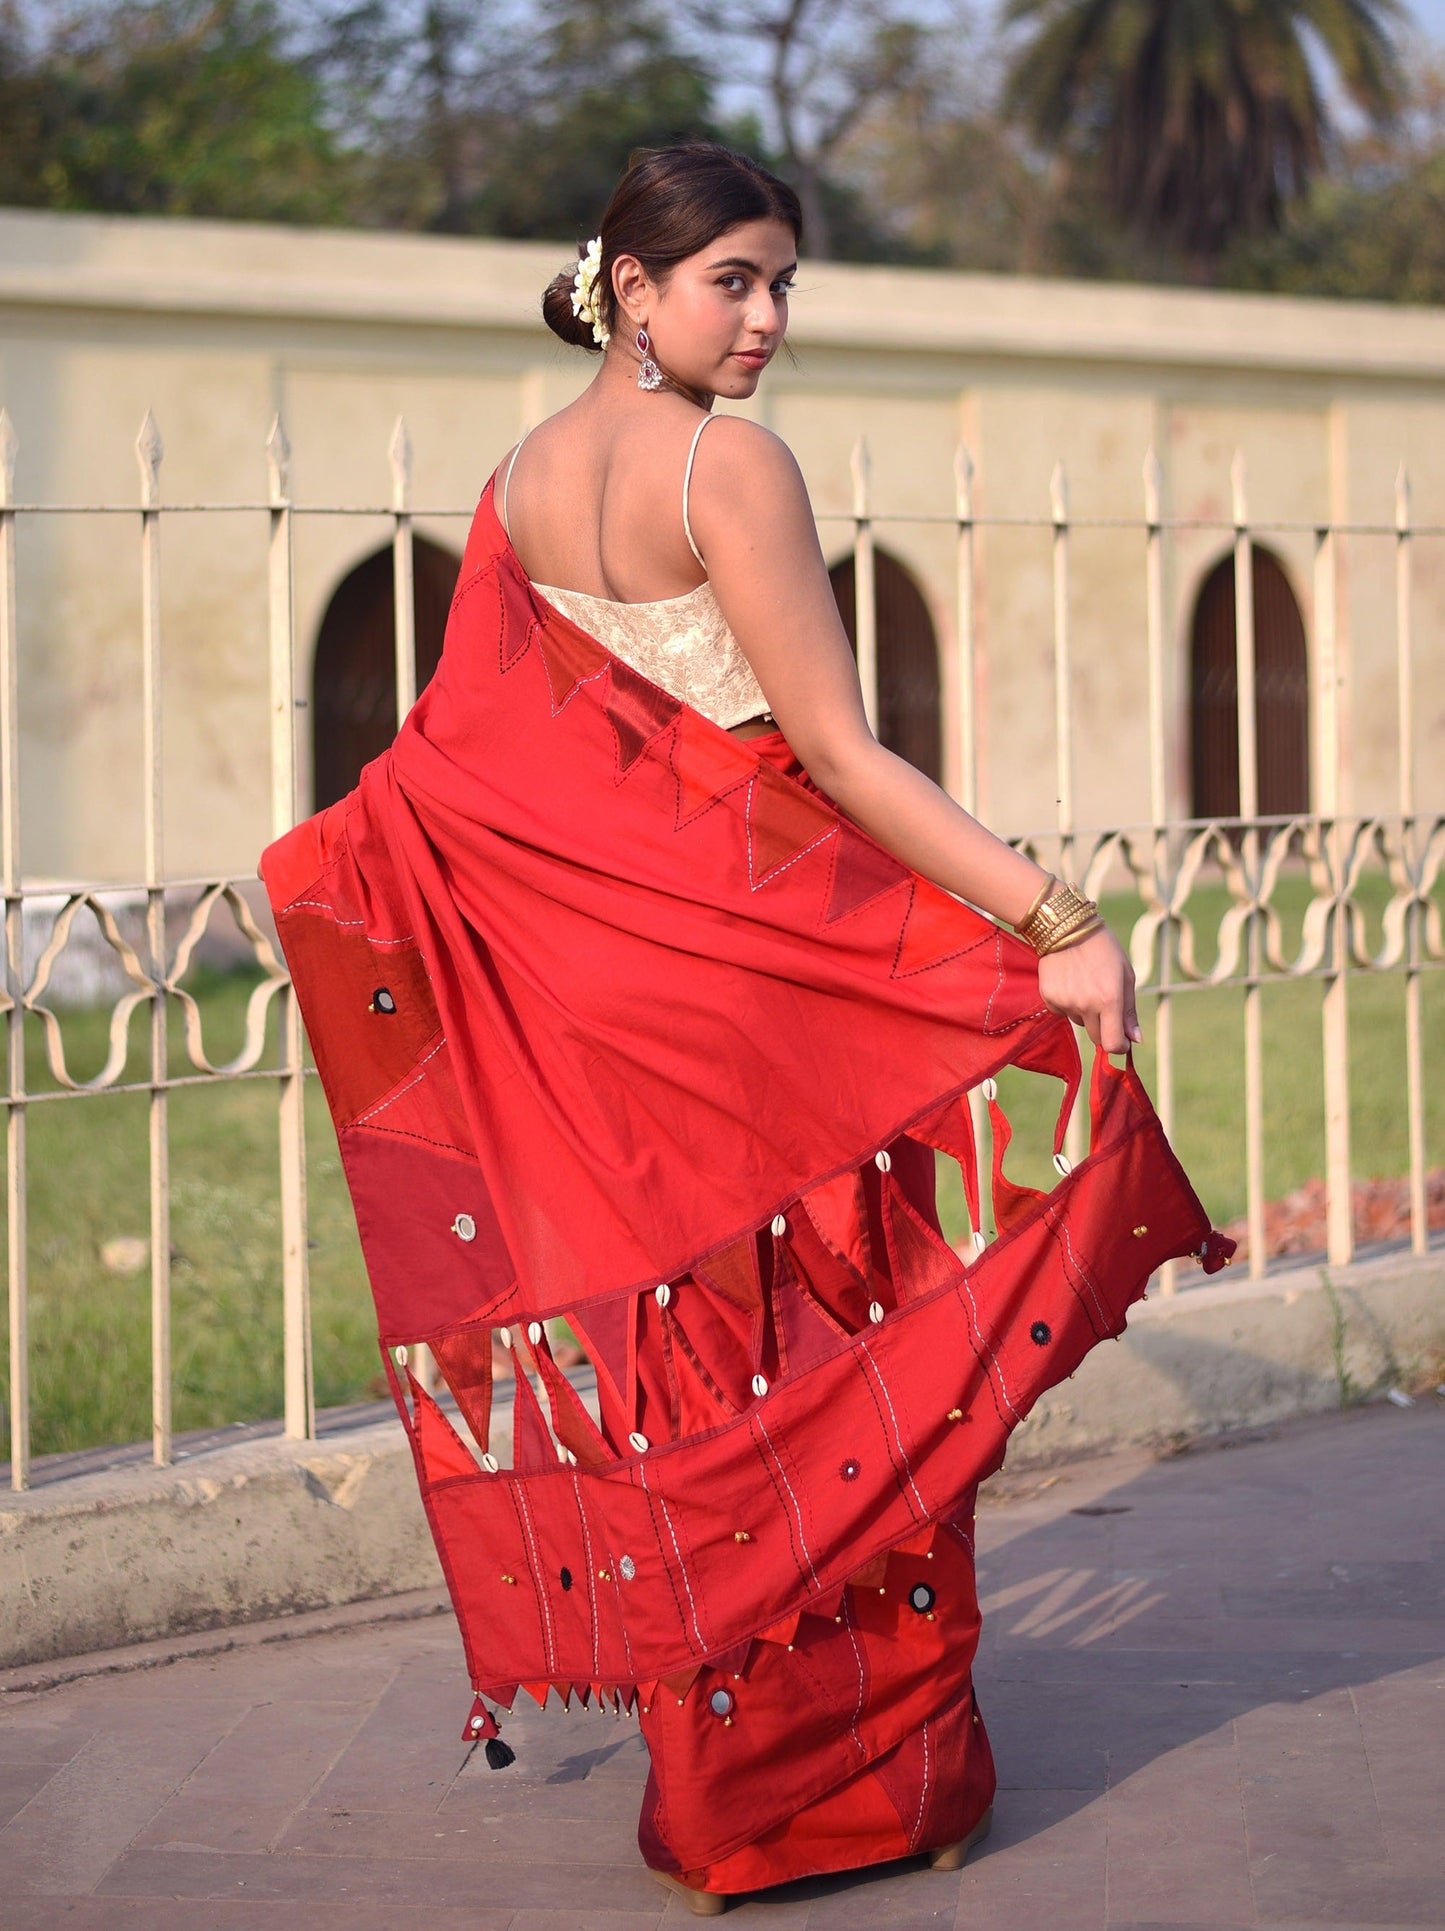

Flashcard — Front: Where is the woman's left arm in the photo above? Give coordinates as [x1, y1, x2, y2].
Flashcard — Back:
[690, 418, 1140, 1052]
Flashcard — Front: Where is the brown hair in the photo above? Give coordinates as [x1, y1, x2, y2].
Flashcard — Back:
[542, 143, 803, 354]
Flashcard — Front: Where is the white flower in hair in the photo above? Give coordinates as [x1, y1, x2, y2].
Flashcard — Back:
[570, 235, 610, 349]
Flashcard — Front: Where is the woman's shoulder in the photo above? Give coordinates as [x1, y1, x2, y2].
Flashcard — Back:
[695, 415, 805, 502]
[691, 415, 807, 532]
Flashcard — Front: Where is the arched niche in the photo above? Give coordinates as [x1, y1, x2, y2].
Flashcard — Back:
[829, 549, 943, 783]
[1189, 546, 1310, 821]
[312, 536, 461, 811]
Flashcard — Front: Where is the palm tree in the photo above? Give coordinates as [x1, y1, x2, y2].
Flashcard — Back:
[1002, 0, 1404, 275]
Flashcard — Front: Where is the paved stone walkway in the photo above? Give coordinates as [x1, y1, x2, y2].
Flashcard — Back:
[2, 1400, 1441, 1929]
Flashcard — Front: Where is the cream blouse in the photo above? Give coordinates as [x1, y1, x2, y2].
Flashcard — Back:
[502, 418, 774, 732]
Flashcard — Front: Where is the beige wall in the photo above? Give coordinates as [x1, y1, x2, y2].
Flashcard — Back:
[2, 209, 1442, 882]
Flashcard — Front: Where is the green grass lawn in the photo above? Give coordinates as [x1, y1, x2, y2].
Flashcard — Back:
[3, 869, 1441, 1460]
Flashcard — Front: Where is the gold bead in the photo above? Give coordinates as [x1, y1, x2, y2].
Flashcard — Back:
[733, 1531, 751, 1543]
[500, 1574, 515, 1585]
[1132, 1224, 1148, 1237]
[947, 1408, 964, 1420]
[598, 1569, 611, 1582]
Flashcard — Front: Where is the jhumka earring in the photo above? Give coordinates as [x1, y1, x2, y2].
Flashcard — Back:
[635, 327, 665, 392]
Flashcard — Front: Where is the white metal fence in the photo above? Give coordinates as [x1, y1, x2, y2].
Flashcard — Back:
[2, 409, 1441, 1491]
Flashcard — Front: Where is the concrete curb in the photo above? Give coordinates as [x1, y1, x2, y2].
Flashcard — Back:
[3, 1248, 1441, 1670]
[1008, 1243, 1445, 1465]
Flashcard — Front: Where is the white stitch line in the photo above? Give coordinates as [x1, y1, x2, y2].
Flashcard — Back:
[289, 903, 360, 922]
[755, 1412, 820, 1589]
[285, 901, 416, 947]
[638, 1463, 707, 1653]
[953, 1268, 1021, 1424]
[857, 1338, 928, 1519]
[913, 1718, 931, 1848]
[942, 1517, 975, 1557]
[1050, 1207, 1110, 1328]
[573, 1469, 601, 1682]
[982, 927, 1006, 1031]
[351, 1036, 445, 1125]
[744, 777, 834, 890]
[840, 1593, 868, 1760]
[514, 1485, 556, 1673]
[548, 664, 608, 718]
[616, 1573, 635, 1680]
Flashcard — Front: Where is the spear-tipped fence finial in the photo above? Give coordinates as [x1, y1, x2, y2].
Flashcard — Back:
[850, 436, 871, 515]
[266, 415, 292, 506]
[1050, 460, 1068, 523]
[1143, 446, 1162, 524]
[953, 442, 974, 518]
[135, 410, 163, 508]
[0, 408, 16, 508]
[1231, 448, 1248, 525]
[389, 416, 413, 512]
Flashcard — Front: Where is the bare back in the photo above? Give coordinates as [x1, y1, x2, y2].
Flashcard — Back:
[500, 390, 715, 604]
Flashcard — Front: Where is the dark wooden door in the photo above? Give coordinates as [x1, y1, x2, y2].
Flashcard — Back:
[830, 550, 943, 783]
[312, 536, 460, 810]
[1190, 547, 1310, 822]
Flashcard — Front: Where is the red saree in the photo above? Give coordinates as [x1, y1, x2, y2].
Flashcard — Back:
[261, 479, 1230, 1896]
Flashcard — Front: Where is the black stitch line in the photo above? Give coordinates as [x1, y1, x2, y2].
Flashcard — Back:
[845, 1350, 912, 1511]
[951, 1267, 1017, 1428]
[1040, 1204, 1112, 1338]
[635, 1473, 692, 1646]
[814, 829, 908, 933]
[572, 1470, 602, 1683]
[355, 1121, 475, 1158]
[749, 1420, 810, 1590]
[889, 880, 980, 981]
[856, 1342, 927, 1525]
[504, 1484, 555, 1674]
[667, 729, 751, 834]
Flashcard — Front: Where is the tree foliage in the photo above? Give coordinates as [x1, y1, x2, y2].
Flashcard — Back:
[1000, 0, 1404, 273]
[0, 0, 1441, 303]
[0, 0, 348, 221]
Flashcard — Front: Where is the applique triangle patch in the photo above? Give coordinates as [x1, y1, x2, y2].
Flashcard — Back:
[892, 879, 979, 979]
[825, 822, 910, 923]
[604, 659, 682, 777]
[693, 1232, 762, 1312]
[670, 712, 752, 826]
[411, 1376, 482, 1483]
[747, 761, 836, 887]
[498, 575, 539, 674]
[536, 616, 606, 714]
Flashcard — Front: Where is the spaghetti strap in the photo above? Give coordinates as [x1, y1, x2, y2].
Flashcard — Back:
[499, 426, 534, 537]
[682, 414, 719, 568]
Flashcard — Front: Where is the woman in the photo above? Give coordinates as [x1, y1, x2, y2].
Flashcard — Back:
[262, 144, 1228, 1914]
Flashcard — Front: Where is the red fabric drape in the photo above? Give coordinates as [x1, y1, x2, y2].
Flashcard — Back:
[261, 481, 1229, 1878]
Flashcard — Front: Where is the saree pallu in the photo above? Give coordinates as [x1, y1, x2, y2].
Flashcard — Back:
[261, 480, 1230, 1894]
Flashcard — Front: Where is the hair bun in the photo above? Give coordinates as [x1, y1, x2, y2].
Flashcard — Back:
[542, 264, 604, 353]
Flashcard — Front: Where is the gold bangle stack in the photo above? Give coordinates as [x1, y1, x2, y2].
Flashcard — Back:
[1014, 876, 1105, 956]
